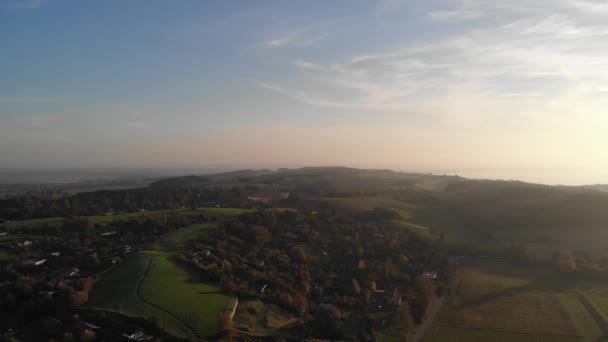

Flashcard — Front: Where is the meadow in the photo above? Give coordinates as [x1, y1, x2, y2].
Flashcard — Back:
[87, 209, 252, 338]
[425, 258, 606, 342]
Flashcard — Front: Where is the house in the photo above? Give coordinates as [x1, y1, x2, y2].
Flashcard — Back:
[73, 321, 101, 337]
[100, 231, 117, 237]
[425, 271, 439, 280]
[123, 329, 153, 341]
[66, 267, 80, 277]
[0, 232, 7, 236]
[35, 259, 47, 266]
[387, 288, 402, 305]
[22, 240, 33, 247]
[50, 252, 61, 257]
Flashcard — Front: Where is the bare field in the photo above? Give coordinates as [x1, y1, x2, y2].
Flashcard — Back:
[426, 258, 605, 342]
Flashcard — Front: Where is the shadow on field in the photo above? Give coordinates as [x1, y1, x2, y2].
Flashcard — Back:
[453, 282, 537, 311]
[164, 254, 226, 291]
[454, 258, 608, 311]
[196, 291, 222, 295]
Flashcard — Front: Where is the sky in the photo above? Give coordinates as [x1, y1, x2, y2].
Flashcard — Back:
[1, 0, 608, 184]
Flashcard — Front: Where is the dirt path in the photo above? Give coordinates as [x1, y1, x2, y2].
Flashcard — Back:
[413, 257, 464, 342]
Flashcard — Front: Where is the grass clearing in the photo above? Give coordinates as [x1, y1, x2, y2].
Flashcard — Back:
[139, 252, 230, 336]
[0, 248, 15, 261]
[426, 258, 603, 342]
[86, 252, 196, 339]
[87, 214, 250, 338]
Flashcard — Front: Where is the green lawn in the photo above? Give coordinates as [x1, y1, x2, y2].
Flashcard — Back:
[139, 252, 230, 336]
[86, 252, 196, 339]
[87, 216, 248, 338]
[0, 248, 15, 261]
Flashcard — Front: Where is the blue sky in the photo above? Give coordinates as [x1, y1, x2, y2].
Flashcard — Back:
[1, 0, 608, 182]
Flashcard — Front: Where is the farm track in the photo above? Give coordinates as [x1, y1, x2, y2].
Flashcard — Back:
[136, 258, 201, 341]
[576, 292, 608, 336]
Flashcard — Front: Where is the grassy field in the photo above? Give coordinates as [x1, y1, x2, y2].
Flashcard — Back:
[0, 248, 15, 261]
[139, 251, 229, 336]
[86, 252, 196, 339]
[0, 207, 295, 231]
[87, 210, 251, 338]
[426, 258, 605, 342]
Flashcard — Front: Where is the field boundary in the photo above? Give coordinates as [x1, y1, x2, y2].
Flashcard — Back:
[575, 291, 608, 335]
[434, 324, 584, 338]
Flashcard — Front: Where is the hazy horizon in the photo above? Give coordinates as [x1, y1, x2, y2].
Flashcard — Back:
[0, 166, 606, 186]
[2, 1, 607, 185]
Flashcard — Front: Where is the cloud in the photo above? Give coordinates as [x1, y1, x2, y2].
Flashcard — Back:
[259, 0, 608, 126]
[428, 10, 484, 22]
[256, 23, 332, 48]
[0, 96, 64, 104]
[2, 0, 45, 10]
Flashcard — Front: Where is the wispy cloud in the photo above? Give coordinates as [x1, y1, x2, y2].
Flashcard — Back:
[0, 96, 64, 104]
[428, 10, 484, 22]
[256, 22, 333, 48]
[2, 0, 45, 10]
[260, 0, 608, 124]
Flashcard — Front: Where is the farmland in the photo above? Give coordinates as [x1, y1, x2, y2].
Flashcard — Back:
[425, 258, 606, 342]
[87, 209, 252, 338]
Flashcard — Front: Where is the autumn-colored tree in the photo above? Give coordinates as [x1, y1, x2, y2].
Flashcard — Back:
[400, 302, 415, 342]
[557, 251, 577, 273]
[352, 278, 361, 296]
[369, 280, 377, 291]
[414, 275, 436, 317]
[218, 312, 234, 337]
[330, 306, 342, 321]
[389, 238, 400, 250]
[80, 329, 96, 341]
[383, 259, 396, 279]
[255, 226, 272, 244]
[294, 293, 309, 315]
[358, 259, 367, 270]
[510, 243, 529, 262]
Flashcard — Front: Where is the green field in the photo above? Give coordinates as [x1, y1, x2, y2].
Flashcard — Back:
[140, 251, 229, 336]
[426, 258, 605, 342]
[87, 210, 253, 339]
[0, 207, 295, 231]
[0, 248, 15, 261]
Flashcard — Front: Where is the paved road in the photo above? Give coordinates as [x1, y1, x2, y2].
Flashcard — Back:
[413, 257, 464, 342]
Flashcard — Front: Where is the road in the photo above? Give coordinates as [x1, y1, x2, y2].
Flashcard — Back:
[412, 257, 464, 342]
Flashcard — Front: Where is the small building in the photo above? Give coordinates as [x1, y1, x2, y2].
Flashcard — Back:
[387, 288, 402, 305]
[50, 252, 61, 257]
[123, 329, 153, 341]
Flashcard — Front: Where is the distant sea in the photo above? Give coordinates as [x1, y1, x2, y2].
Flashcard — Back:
[439, 169, 608, 186]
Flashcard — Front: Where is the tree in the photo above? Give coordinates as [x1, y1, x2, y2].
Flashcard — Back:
[400, 302, 415, 342]
[352, 278, 361, 296]
[218, 312, 234, 337]
[294, 293, 308, 315]
[414, 275, 436, 318]
[557, 251, 577, 273]
[255, 226, 272, 244]
[369, 280, 377, 291]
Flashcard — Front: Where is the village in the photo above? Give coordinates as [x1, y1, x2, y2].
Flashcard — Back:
[180, 207, 448, 340]
[0, 211, 198, 341]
